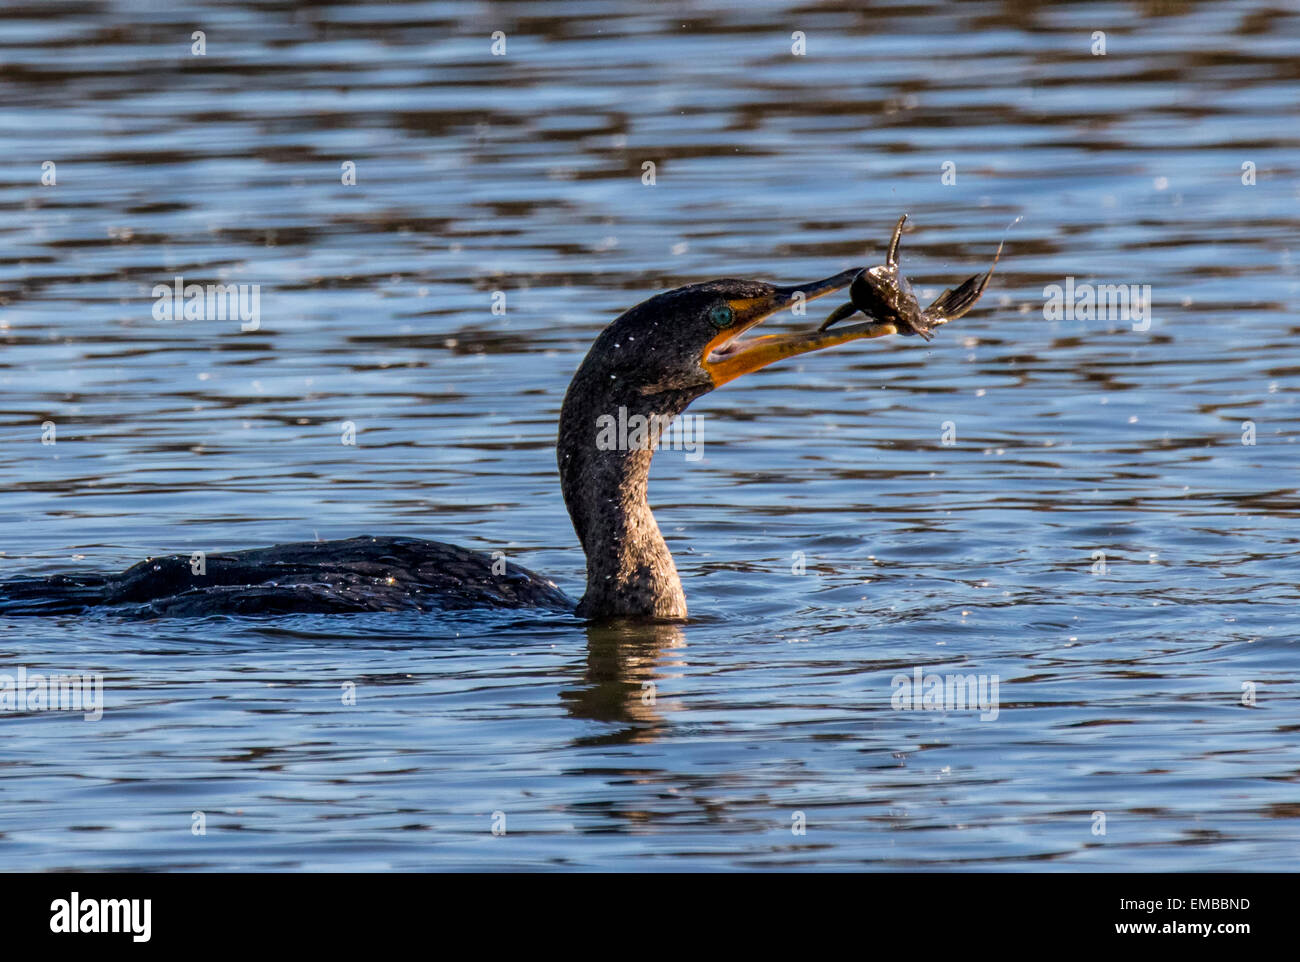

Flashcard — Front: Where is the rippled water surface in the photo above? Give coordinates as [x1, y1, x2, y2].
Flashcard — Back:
[1, 0, 1298, 870]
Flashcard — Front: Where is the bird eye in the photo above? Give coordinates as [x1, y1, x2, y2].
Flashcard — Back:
[708, 303, 734, 328]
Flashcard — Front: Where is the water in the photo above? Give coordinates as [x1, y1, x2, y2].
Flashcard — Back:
[1, 0, 1298, 870]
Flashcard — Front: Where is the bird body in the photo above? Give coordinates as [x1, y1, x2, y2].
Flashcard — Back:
[0, 537, 571, 616]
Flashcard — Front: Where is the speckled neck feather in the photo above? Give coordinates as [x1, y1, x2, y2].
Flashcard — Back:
[557, 360, 699, 621]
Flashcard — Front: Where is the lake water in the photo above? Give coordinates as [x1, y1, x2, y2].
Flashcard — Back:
[1, 0, 1297, 870]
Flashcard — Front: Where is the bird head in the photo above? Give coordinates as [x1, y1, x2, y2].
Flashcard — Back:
[573, 267, 903, 413]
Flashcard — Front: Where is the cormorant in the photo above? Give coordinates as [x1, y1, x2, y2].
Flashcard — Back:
[0, 227, 998, 620]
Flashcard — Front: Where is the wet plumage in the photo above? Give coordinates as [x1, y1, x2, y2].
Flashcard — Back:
[0, 537, 572, 616]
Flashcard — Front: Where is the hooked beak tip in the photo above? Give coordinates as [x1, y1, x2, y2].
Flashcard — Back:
[770, 266, 866, 308]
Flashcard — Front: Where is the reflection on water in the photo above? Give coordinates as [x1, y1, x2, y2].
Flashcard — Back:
[562, 622, 686, 743]
[0, 0, 1298, 869]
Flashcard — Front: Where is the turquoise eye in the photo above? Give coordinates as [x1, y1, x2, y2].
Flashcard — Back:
[708, 303, 734, 328]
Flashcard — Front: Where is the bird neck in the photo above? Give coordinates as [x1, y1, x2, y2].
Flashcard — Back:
[557, 381, 690, 621]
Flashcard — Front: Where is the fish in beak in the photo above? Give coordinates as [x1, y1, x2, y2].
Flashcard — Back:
[817, 214, 1009, 341]
[702, 213, 1008, 387]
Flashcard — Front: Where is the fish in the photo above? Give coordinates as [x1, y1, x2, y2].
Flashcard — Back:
[818, 214, 1012, 340]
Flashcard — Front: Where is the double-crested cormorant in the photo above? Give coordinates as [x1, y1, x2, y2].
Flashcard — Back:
[0, 225, 997, 620]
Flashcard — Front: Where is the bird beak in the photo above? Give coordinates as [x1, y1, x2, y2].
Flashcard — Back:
[702, 267, 902, 387]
